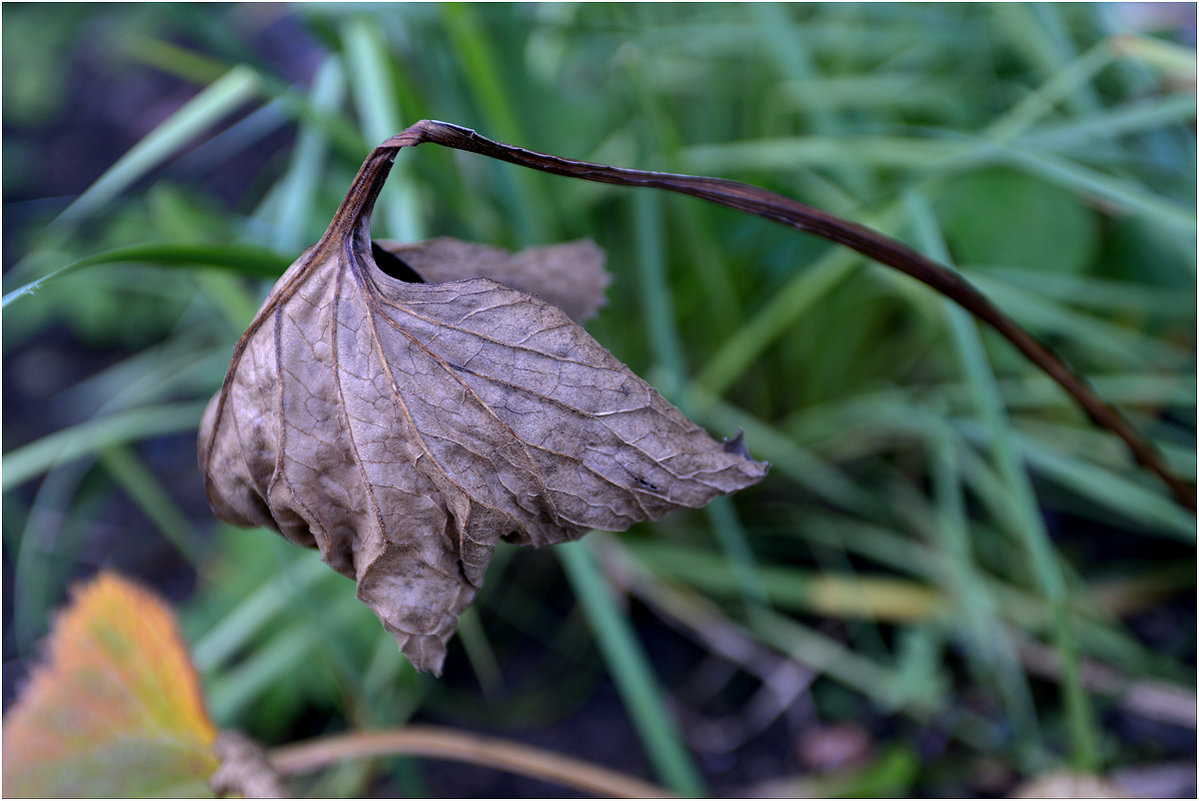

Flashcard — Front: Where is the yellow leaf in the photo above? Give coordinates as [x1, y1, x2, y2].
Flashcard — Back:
[3, 572, 219, 797]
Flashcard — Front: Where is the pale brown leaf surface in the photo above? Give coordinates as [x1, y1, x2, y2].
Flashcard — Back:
[198, 143, 767, 674]
[375, 237, 610, 322]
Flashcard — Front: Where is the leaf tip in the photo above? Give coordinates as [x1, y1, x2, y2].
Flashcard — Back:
[723, 428, 768, 476]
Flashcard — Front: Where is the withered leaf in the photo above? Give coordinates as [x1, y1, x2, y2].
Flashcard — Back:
[375, 237, 610, 322]
[198, 141, 767, 674]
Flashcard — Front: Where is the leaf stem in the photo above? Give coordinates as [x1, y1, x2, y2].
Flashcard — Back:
[268, 725, 674, 798]
[378, 119, 1195, 513]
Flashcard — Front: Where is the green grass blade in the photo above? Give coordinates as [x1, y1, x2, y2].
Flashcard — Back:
[684, 134, 980, 173]
[342, 17, 421, 241]
[557, 539, 706, 797]
[9, 461, 95, 652]
[56, 66, 261, 229]
[992, 4, 1101, 120]
[273, 55, 346, 252]
[633, 189, 768, 614]
[190, 548, 328, 672]
[205, 598, 363, 725]
[627, 539, 944, 620]
[633, 191, 687, 395]
[966, 274, 1190, 366]
[3, 402, 207, 492]
[97, 444, 206, 565]
[904, 189, 1099, 770]
[1018, 92, 1197, 151]
[1010, 419, 1195, 481]
[1109, 33, 1198, 80]
[998, 144, 1196, 235]
[697, 246, 860, 396]
[455, 607, 505, 699]
[439, 2, 544, 243]
[929, 422, 1045, 770]
[679, 381, 880, 513]
[985, 39, 1114, 144]
[971, 265, 1195, 318]
[750, 609, 942, 718]
[955, 422, 1196, 540]
[3, 242, 290, 308]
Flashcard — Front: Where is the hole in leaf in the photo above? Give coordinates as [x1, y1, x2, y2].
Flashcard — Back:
[371, 241, 426, 283]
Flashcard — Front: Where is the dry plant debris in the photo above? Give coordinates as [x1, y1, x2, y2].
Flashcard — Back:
[199, 141, 768, 674]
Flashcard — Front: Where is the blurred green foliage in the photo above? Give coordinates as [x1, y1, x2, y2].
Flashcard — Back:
[3, 3, 1195, 797]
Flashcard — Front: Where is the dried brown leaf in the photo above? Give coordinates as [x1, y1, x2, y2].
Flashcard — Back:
[198, 143, 767, 674]
[375, 237, 610, 322]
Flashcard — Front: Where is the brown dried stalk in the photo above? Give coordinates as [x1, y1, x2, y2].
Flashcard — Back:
[386, 119, 1195, 513]
[268, 726, 673, 798]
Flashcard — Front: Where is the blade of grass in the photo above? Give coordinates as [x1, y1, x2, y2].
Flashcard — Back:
[997, 144, 1195, 236]
[273, 55, 346, 252]
[638, 109, 743, 335]
[752, 3, 869, 195]
[905, 189, 1099, 770]
[994, 373, 1194, 411]
[205, 597, 364, 724]
[966, 275, 1189, 366]
[1110, 33, 1199, 81]
[557, 539, 705, 797]
[696, 245, 860, 396]
[777, 373, 1193, 448]
[985, 38, 1115, 144]
[3, 401, 208, 492]
[954, 421, 1196, 540]
[684, 134, 981, 174]
[3, 242, 290, 308]
[633, 191, 687, 397]
[776, 73, 963, 114]
[994, 4, 1101, 120]
[126, 34, 364, 160]
[190, 548, 328, 672]
[439, 2, 545, 243]
[749, 608, 946, 719]
[9, 460, 95, 652]
[455, 607, 505, 699]
[1018, 92, 1197, 152]
[125, 34, 230, 84]
[929, 419, 1045, 770]
[676, 379, 880, 514]
[55, 65, 261, 230]
[97, 444, 206, 565]
[688, 130, 1194, 236]
[633, 188, 769, 615]
[971, 265, 1195, 318]
[626, 539, 944, 621]
[788, 503, 1192, 688]
[693, 196, 920, 398]
[56, 337, 226, 418]
[1008, 419, 1195, 481]
[342, 18, 421, 241]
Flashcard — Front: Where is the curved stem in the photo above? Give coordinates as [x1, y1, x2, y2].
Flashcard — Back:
[268, 726, 674, 798]
[321, 144, 400, 254]
[379, 119, 1194, 513]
